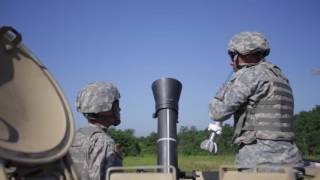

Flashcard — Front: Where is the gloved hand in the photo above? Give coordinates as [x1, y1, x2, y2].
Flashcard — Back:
[113, 143, 123, 159]
[200, 122, 223, 154]
[208, 122, 222, 135]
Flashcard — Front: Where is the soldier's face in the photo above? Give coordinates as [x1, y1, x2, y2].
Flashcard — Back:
[94, 111, 116, 127]
[230, 59, 238, 72]
[230, 53, 242, 72]
[112, 101, 121, 126]
[93, 101, 121, 127]
[96, 111, 113, 120]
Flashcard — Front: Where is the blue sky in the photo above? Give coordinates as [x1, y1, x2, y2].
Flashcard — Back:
[1, 0, 320, 136]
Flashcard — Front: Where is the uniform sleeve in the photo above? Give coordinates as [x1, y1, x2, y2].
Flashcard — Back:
[85, 133, 109, 179]
[208, 69, 259, 121]
[102, 140, 122, 180]
[104, 142, 122, 169]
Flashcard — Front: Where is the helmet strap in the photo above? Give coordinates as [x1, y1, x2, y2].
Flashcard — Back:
[233, 54, 241, 71]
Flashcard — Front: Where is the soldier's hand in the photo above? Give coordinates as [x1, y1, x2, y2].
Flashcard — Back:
[208, 122, 223, 135]
[113, 143, 123, 159]
[200, 122, 223, 154]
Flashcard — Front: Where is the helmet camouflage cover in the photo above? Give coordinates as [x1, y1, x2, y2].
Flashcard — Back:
[228, 31, 270, 56]
[76, 82, 120, 113]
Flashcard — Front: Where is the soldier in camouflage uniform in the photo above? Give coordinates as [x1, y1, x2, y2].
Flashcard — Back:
[69, 82, 123, 180]
[208, 32, 304, 172]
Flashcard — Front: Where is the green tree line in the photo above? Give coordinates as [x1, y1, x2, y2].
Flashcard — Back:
[293, 105, 320, 157]
[111, 105, 320, 158]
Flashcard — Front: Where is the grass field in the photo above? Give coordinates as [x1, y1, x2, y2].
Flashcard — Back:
[124, 154, 235, 171]
[123, 155, 318, 179]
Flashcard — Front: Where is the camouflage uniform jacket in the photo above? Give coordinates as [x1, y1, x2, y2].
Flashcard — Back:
[209, 60, 294, 145]
[69, 123, 122, 180]
[209, 60, 304, 170]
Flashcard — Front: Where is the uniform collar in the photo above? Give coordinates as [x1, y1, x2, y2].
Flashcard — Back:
[89, 122, 108, 132]
[238, 59, 265, 69]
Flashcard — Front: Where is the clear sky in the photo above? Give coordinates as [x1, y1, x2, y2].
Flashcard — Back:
[1, 0, 320, 136]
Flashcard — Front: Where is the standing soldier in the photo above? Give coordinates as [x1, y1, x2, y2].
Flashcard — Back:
[69, 82, 123, 180]
[208, 32, 304, 173]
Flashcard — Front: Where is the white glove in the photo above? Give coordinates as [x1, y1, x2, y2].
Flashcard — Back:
[200, 122, 223, 154]
[208, 122, 223, 135]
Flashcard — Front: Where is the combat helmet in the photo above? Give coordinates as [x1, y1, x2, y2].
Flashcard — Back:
[228, 32, 270, 57]
[76, 82, 121, 123]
